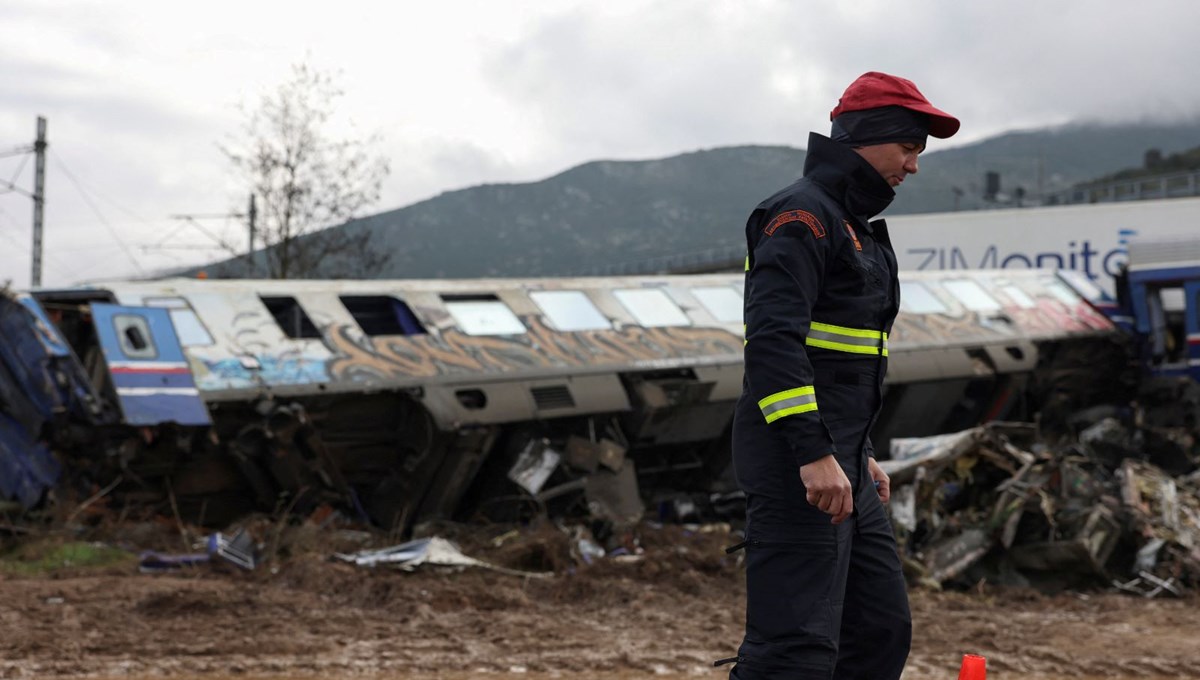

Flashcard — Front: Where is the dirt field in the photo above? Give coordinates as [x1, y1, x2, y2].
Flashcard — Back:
[1, 520, 1198, 679]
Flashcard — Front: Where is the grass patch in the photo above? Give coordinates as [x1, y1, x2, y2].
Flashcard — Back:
[0, 540, 136, 576]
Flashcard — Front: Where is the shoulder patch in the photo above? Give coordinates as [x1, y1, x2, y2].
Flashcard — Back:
[765, 210, 826, 239]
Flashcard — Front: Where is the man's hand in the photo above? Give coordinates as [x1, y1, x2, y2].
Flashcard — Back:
[868, 457, 891, 503]
[800, 455, 853, 524]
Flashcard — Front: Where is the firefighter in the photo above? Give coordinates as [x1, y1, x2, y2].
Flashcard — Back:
[724, 72, 960, 679]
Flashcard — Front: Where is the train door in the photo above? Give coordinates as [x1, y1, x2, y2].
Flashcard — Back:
[90, 303, 211, 426]
[1133, 278, 1191, 379]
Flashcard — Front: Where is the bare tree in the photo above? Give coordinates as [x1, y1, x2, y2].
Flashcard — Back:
[223, 63, 391, 279]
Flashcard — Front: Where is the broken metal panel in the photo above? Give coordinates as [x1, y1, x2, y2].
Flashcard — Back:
[583, 461, 644, 527]
[414, 426, 499, 524]
[1008, 505, 1121, 575]
[1113, 570, 1184, 598]
[925, 528, 994, 585]
[692, 363, 746, 402]
[90, 303, 211, 426]
[621, 371, 730, 446]
[881, 427, 982, 486]
[207, 529, 258, 570]
[335, 536, 477, 569]
[0, 417, 58, 509]
[1, 295, 101, 429]
[334, 536, 551, 577]
[507, 438, 561, 496]
[0, 294, 94, 507]
[564, 435, 627, 473]
[890, 483, 918, 533]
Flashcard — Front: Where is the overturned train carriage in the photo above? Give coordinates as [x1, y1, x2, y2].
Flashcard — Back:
[16, 269, 1120, 530]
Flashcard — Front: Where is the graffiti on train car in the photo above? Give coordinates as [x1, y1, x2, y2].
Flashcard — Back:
[890, 309, 1011, 346]
[326, 316, 743, 382]
[1004, 297, 1112, 335]
[889, 280, 1112, 347]
[196, 354, 330, 388]
[189, 316, 743, 391]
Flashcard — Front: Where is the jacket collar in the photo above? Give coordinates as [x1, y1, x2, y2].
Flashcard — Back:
[802, 132, 895, 227]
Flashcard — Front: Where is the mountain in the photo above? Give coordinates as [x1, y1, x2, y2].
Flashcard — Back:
[201, 119, 1200, 279]
[892, 120, 1200, 214]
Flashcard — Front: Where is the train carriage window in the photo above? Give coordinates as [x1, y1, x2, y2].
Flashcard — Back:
[613, 288, 690, 327]
[113, 314, 158, 360]
[260, 296, 322, 339]
[899, 281, 949, 314]
[340, 295, 426, 336]
[943, 279, 1003, 313]
[529, 291, 611, 331]
[1056, 270, 1105, 302]
[999, 286, 1037, 309]
[442, 294, 526, 335]
[143, 297, 215, 346]
[691, 286, 743, 323]
[1045, 279, 1084, 307]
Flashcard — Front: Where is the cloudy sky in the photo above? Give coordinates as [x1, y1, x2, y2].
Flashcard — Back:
[2, 0, 1198, 288]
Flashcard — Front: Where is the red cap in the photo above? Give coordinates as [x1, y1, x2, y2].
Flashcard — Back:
[831, 71, 960, 139]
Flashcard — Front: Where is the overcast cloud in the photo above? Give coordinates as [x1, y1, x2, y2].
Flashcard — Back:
[1, 0, 1198, 287]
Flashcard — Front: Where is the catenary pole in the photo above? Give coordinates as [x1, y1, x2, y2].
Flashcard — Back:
[31, 116, 46, 287]
[248, 193, 257, 276]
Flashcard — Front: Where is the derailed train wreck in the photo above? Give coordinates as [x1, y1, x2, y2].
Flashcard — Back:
[0, 270, 1122, 531]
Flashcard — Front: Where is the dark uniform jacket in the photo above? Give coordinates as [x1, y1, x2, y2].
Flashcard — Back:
[734, 132, 900, 492]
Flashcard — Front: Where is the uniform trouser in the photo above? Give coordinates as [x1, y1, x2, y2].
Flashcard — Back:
[729, 419, 911, 678]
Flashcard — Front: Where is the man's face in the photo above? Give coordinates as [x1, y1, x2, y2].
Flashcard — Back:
[854, 142, 923, 188]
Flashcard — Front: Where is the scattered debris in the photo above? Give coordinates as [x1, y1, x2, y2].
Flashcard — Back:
[138, 527, 259, 573]
[1113, 570, 1183, 598]
[207, 529, 258, 570]
[335, 536, 552, 578]
[138, 550, 210, 574]
[882, 420, 1200, 596]
[507, 439, 562, 495]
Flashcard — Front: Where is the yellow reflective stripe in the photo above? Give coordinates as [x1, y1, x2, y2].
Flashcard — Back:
[806, 321, 888, 355]
[809, 321, 884, 339]
[805, 337, 881, 355]
[744, 255, 750, 272]
[743, 323, 748, 347]
[758, 386, 818, 423]
[765, 403, 818, 423]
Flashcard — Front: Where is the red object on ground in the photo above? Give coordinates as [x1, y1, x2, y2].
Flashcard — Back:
[958, 653, 987, 679]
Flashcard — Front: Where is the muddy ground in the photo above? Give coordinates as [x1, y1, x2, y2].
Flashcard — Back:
[1, 518, 1198, 679]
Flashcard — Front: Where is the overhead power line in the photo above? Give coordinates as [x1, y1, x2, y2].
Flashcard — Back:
[0, 178, 34, 199]
[0, 145, 35, 160]
[50, 152, 146, 277]
[0, 154, 32, 197]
